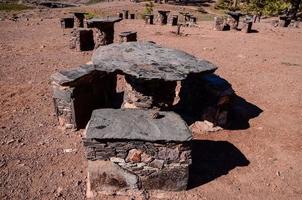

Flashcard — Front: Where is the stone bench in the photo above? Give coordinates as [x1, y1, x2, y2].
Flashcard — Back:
[83, 108, 192, 197]
[119, 31, 137, 42]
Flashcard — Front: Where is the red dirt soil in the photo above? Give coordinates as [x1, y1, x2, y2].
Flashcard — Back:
[0, 1, 301, 200]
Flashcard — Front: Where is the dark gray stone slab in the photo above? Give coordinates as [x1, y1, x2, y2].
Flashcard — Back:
[86, 17, 122, 26]
[85, 109, 192, 142]
[51, 64, 96, 86]
[92, 42, 217, 81]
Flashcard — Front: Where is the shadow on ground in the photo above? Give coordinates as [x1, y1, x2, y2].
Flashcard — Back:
[188, 140, 249, 189]
[227, 95, 263, 130]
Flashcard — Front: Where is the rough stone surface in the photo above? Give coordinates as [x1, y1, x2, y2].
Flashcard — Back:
[83, 139, 191, 192]
[85, 108, 192, 142]
[125, 149, 143, 163]
[92, 42, 217, 81]
[87, 160, 139, 197]
[140, 166, 189, 191]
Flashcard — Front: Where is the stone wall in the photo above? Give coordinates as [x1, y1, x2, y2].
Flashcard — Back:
[83, 139, 191, 193]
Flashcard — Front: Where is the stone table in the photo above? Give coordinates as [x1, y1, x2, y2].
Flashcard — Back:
[123, 10, 129, 19]
[51, 42, 234, 130]
[86, 17, 122, 47]
[92, 42, 217, 109]
[179, 12, 191, 22]
[60, 17, 74, 28]
[226, 11, 244, 29]
[158, 10, 170, 25]
[144, 14, 154, 24]
[83, 108, 192, 197]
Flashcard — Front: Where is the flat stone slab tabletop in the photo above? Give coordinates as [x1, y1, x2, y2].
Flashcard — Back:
[85, 108, 192, 142]
[92, 42, 217, 81]
[86, 17, 122, 26]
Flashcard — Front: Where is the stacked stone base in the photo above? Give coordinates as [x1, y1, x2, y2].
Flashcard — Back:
[70, 28, 95, 51]
[83, 139, 191, 196]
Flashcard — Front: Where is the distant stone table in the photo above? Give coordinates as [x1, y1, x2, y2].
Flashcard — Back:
[226, 11, 244, 29]
[83, 108, 192, 197]
[119, 31, 137, 42]
[60, 17, 74, 29]
[179, 12, 191, 22]
[86, 17, 122, 47]
[144, 14, 154, 24]
[158, 10, 170, 25]
[122, 10, 129, 19]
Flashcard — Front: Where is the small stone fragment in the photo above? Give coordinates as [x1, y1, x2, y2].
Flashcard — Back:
[126, 149, 143, 163]
[110, 157, 125, 163]
[149, 159, 164, 169]
[141, 152, 153, 163]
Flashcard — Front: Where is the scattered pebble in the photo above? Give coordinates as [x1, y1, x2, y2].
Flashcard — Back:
[6, 139, 15, 144]
[63, 148, 77, 153]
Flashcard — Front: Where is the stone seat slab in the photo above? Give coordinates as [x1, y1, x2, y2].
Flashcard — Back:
[85, 108, 192, 142]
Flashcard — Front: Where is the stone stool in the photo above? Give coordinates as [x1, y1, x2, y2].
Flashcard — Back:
[70, 28, 95, 51]
[117, 12, 123, 19]
[60, 17, 74, 28]
[144, 14, 154, 24]
[158, 10, 170, 25]
[119, 31, 137, 42]
[73, 12, 87, 28]
[130, 13, 135, 19]
[123, 10, 129, 19]
[50, 65, 117, 130]
[83, 108, 192, 197]
[87, 17, 122, 47]
[171, 15, 178, 26]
